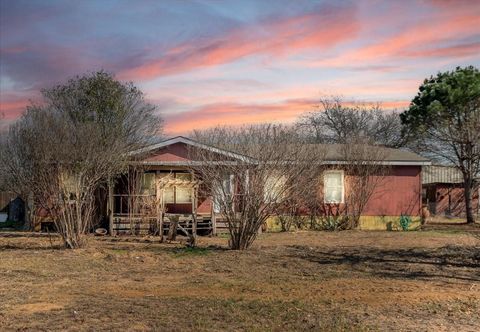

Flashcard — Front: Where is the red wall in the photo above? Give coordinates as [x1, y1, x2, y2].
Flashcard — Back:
[143, 142, 190, 162]
[142, 143, 423, 217]
[428, 184, 479, 217]
[362, 166, 422, 216]
[164, 166, 423, 217]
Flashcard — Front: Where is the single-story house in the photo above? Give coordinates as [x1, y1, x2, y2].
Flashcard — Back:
[106, 136, 430, 234]
[423, 165, 479, 218]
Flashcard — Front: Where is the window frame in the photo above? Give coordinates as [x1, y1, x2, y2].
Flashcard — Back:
[323, 170, 345, 204]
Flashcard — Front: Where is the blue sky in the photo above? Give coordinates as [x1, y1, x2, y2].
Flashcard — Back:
[1, 0, 479, 133]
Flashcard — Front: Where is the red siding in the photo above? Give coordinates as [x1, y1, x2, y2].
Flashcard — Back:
[197, 190, 213, 214]
[362, 166, 422, 216]
[141, 142, 423, 217]
[143, 143, 190, 162]
[427, 184, 479, 217]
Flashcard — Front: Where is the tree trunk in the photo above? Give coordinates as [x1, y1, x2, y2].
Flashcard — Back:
[463, 175, 475, 224]
[189, 213, 197, 247]
[22, 193, 34, 231]
[167, 216, 178, 241]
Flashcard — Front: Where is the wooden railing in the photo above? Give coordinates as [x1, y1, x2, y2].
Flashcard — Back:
[112, 194, 157, 217]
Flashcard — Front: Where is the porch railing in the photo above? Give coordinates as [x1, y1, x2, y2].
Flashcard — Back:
[112, 194, 157, 217]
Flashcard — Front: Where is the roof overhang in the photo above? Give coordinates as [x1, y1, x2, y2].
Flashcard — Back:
[130, 136, 255, 163]
[130, 136, 431, 167]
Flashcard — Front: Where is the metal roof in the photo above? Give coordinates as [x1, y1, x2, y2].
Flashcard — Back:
[422, 165, 464, 184]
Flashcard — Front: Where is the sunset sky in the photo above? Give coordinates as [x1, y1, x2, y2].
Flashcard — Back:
[1, 0, 479, 134]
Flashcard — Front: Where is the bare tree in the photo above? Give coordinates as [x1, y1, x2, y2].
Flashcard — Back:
[190, 124, 326, 250]
[299, 97, 404, 148]
[0, 72, 162, 248]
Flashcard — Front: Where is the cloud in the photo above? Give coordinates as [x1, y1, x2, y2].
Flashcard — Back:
[0, 90, 41, 120]
[164, 98, 410, 135]
[0, 44, 103, 90]
[401, 41, 480, 58]
[118, 3, 359, 80]
[311, 6, 480, 68]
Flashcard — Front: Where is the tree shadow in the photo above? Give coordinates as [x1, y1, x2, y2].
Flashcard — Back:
[0, 243, 64, 250]
[0, 231, 59, 238]
[287, 244, 480, 283]
[98, 236, 229, 254]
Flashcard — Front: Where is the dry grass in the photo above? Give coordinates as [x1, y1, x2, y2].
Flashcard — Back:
[1, 230, 479, 331]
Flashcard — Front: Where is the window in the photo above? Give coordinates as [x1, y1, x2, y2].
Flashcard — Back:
[141, 172, 156, 195]
[324, 171, 344, 203]
[163, 187, 175, 203]
[159, 172, 175, 203]
[175, 173, 192, 203]
[264, 174, 287, 203]
[159, 172, 192, 204]
[214, 174, 233, 213]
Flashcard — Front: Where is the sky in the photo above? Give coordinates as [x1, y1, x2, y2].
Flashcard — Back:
[0, 0, 479, 135]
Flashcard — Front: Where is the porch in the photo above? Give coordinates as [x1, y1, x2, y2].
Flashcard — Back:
[108, 167, 221, 236]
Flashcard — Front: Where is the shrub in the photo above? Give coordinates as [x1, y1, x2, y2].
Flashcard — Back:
[276, 215, 307, 232]
[399, 214, 412, 231]
[319, 216, 345, 231]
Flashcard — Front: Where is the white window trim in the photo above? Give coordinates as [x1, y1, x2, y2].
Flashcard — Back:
[324, 170, 344, 204]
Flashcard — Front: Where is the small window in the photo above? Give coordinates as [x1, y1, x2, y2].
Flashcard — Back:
[324, 171, 344, 203]
[175, 173, 192, 203]
[141, 172, 156, 195]
[163, 187, 175, 203]
[214, 174, 233, 213]
[159, 172, 174, 203]
[264, 174, 287, 203]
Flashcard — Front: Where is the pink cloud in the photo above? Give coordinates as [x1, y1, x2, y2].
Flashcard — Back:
[165, 98, 409, 135]
[0, 98, 30, 120]
[313, 8, 479, 68]
[119, 4, 359, 80]
[402, 41, 480, 58]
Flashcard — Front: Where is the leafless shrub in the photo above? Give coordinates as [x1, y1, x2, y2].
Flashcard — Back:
[293, 139, 389, 230]
[190, 124, 326, 249]
[339, 141, 390, 229]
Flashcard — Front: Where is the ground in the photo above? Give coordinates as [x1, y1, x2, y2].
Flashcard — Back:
[1, 229, 479, 331]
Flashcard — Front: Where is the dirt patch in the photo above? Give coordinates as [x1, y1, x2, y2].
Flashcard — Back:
[0, 230, 479, 331]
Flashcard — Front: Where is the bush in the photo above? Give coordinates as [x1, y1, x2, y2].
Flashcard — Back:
[318, 216, 345, 231]
[276, 215, 307, 232]
[399, 214, 412, 231]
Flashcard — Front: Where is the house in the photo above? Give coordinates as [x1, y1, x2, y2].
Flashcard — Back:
[106, 136, 430, 234]
[423, 165, 479, 219]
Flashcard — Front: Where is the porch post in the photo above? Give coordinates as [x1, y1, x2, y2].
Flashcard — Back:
[108, 179, 114, 236]
[191, 185, 198, 246]
[191, 184, 195, 216]
[211, 196, 217, 236]
[156, 173, 164, 241]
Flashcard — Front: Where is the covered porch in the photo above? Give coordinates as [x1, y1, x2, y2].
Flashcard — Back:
[108, 166, 217, 236]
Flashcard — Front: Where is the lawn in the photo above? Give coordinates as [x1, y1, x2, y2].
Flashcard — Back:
[0, 230, 479, 331]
